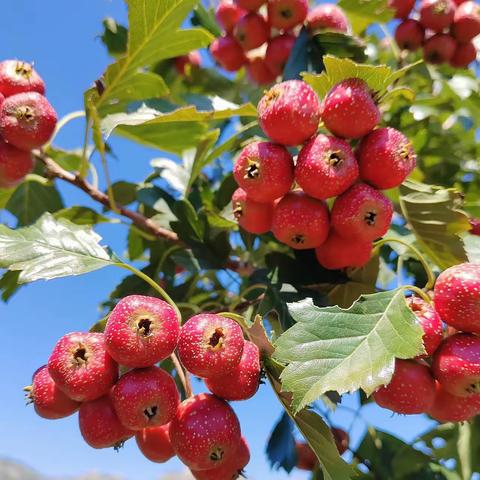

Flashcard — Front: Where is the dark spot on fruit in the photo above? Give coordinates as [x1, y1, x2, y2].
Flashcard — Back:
[245, 160, 260, 179]
[17, 106, 35, 122]
[144, 405, 158, 420]
[328, 150, 344, 167]
[137, 317, 152, 336]
[292, 234, 305, 244]
[364, 211, 377, 226]
[210, 447, 225, 462]
[233, 202, 244, 219]
[209, 328, 225, 349]
[280, 8, 293, 19]
[73, 346, 88, 365]
[15, 62, 32, 78]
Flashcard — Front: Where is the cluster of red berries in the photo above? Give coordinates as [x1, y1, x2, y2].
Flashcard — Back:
[211, 0, 349, 85]
[232, 78, 416, 270]
[373, 262, 480, 423]
[0, 60, 57, 189]
[391, 0, 480, 67]
[174, 51, 202, 76]
[26, 295, 263, 479]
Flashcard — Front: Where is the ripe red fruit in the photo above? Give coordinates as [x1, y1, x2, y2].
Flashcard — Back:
[0, 92, 57, 150]
[79, 395, 134, 449]
[48, 332, 118, 402]
[295, 134, 359, 200]
[111, 366, 180, 430]
[258, 80, 321, 146]
[306, 4, 349, 32]
[191, 437, 250, 480]
[174, 51, 201, 75]
[428, 382, 480, 422]
[0, 60, 45, 97]
[420, 0, 456, 32]
[373, 359, 436, 414]
[452, 1, 480, 42]
[205, 341, 261, 401]
[388, 0, 416, 19]
[177, 314, 245, 378]
[25, 366, 80, 420]
[246, 57, 277, 85]
[265, 34, 296, 77]
[234, 0, 265, 11]
[332, 428, 349, 455]
[0, 140, 34, 188]
[210, 36, 247, 72]
[232, 188, 274, 234]
[320, 78, 381, 139]
[357, 127, 417, 189]
[434, 263, 480, 334]
[267, 0, 308, 30]
[234, 13, 270, 51]
[331, 183, 393, 242]
[470, 218, 480, 235]
[169, 393, 242, 471]
[233, 141, 294, 202]
[272, 191, 330, 250]
[423, 33, 456, 63]
[315, 232, 372, 270]
[296, 442, 317, 471]
[135, 424, 175, 463]
[216, 1, 247, 34]
[104, 294, 180, 368]
[453, 0, 467, 5]
[407, 297, 444, 358]
[450, 40, 477, 67]
[432, 333, 480, 397]
[395, 19, 425, 51]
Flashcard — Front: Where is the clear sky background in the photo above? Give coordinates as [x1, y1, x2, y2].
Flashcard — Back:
[0, 1, 437, 479]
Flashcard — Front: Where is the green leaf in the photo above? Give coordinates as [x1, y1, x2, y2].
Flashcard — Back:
[399, 180, 471, 270]
[127, 227, 145, 260]
[311, 32, 367, 63]
[0, 187, 15, 209]
[46, 146, 84, 171]
[274, 289, 425, 412]
[463, 233, 480, 263]
[0, 213, 113, 283]
[266, 412, 297, 473]
[110, 181, 138, 206]
[101, 18, 128, 58]
[191, 4, 222, 37]
[6, 177, 64, 226]
[0, 270, 21, 302]
[338, 0, 394, 34]
[54, 207, 113, 225]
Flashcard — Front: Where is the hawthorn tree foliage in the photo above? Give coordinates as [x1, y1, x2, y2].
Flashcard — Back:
[1, 0, 480, 479]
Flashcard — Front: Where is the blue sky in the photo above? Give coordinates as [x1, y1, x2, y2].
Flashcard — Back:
[0, 1, 437, 479]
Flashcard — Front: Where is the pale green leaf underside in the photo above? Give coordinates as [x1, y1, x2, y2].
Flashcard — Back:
[338, 0, 393, 34]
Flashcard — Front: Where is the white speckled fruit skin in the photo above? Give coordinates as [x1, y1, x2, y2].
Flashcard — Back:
[0, 60, 46, 97]
[104, 294, 180, 368]
[169, 393, 242, 471]
[306, 4, 349, 32]
[48, 332, 118, 402]
[232, 187, 274, 234]
[295, 134, 359, 200]
[111, 366, 180, 430]
[420, 0, 456, 33]
[233, 13, 270, 51]
[177, 314, 245, 378]
[135, 423, 175, 463]
[428, 382, 480, 422]
[267, 0, 308, 30]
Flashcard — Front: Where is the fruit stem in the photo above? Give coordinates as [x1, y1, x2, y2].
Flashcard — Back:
[374, 238, 436, 290]
[402, 285, 432, 304]
[79, 117, 92, 179]
[45, 110, 86, 149]
[171, 351, 193, 398]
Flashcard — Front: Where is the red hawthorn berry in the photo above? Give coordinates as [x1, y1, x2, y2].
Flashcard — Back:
[111, 366, 180, 430]
[306, 4, 349, 32]
[331, 183, 393, 242]
[234, 13, 270, 51]
[79, 395, 134, 449]
[0, 60, 45, 97]
[234, 0, 265, 12]
[48, 332, 118, 402]
[450, 41, 477, 67]
[420, 0, 456, 32]
[216, 1, 247, 34]
[373, 359, 436, 414]
[432, 333, 480, 397]
[174, 51, 201, 75]
[295, 133, 359, 200]
[357, 127, 417, 190]
[25, 365, 80, 420]
[0, 139, 34, 188]
[296, 442, 317, 471]
[177, 313, 245, 378]
[320, 78, 381, 139]
[135, 424, 175, 463]
[210, 36, 247, 72]
[453, 0, 468, 4]
[205, 341, 261, 401]
[169, 393, 242, 471]
[332, 428, 349, 455]
[268, 0, 308, 30]
[265, 34, 296, 77]
[395, 19, 426, 51]
[388, 0, 416, 19]
[428, 382, 480, 422]
[104, 294, 180, 368]
[0, 92, 57, 151]
[470, 218, 480, 235]
[315, 232, 372, 270]
[233, 141, 294, 202]
[191, 437, 250, 480]
[232, 187, 274, 234]
[407, 297, 444, 358]
[272, 191, 330, 250]
[246, 57, 277, 85]
[434, 263, 480, 334]
[258, 80, 321, 146]
[452, 1, 480, 42]
[423, 33, 457, 64]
